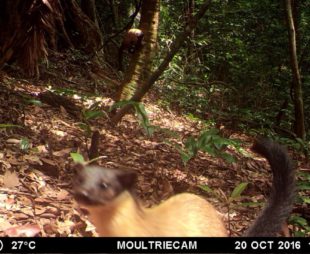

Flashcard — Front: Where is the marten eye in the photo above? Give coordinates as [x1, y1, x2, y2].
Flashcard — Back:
[99, 181, 109, 189]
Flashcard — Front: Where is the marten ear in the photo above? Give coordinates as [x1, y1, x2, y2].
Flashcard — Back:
[117, 170, 137, 190]
[72, 163, 84, 175]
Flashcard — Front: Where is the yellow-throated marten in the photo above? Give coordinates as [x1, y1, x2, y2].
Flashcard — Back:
[118, 28, 144, 71]
[73, 138, 295, 236]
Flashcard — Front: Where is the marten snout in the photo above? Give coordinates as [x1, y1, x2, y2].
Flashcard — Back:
[73, 188, 98, 206]
[73, 166, 137, 207]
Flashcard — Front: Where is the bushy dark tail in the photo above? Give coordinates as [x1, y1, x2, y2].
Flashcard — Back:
[244, 138, 295, 236]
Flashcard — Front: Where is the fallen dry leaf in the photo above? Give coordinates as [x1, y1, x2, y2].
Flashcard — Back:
[53, 148, 72, 157]
[4, 224, 41, 237]
[24, 154, 42, 163]
[14, 213, 30, 220]
[56, 219, 75, 235]
[3, 170, 20, 188]
[56, 189, 69, 200]
[60, 105, 68, 115]
[35, 145, 49, 153]
[0, 217, 12, 231]
[35, 206, 47, 215]
[40, 158, 56, 166]
[0, 193, 8, 203]
[41, 213, 57, 219]
[6, 138, 20, 144]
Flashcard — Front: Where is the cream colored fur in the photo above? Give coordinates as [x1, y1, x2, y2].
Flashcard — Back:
[83, 191, 227, 237]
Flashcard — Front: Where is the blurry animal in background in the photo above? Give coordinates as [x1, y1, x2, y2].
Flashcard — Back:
[118, 28, 144, 71]
[73, 138, 295, 237]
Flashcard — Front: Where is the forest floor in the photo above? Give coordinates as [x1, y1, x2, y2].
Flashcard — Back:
[0, 58, 303, 237]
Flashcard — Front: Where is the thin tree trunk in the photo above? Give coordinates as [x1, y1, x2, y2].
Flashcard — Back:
[62, 0, 102, 53]
[109, 0, 120, 29]
[285, 0, 305, 139]
[114, 0, 159, 102]
[112, 0, 212, 124]
[81, 0, 99, 28]
[184, 0, 195, 74]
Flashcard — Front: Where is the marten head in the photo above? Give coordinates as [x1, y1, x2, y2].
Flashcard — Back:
[73, 166, 136, 206]
[121, 28, 144, 53]
[118, 28, 144, 71]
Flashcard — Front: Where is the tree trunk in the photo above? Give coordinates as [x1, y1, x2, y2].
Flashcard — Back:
[285, 0, 305, 139]
[112, 0, 212, 124]
[184, 0, 195, 75]
[81, 0, 99, 28]
[62, 0, 102, 53]
[0, 0, 50, 77]
[0, 0, 102, 76]
[114, 0, 160, 102]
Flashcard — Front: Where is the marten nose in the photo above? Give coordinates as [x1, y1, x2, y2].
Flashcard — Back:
[73, 189, 91, 203]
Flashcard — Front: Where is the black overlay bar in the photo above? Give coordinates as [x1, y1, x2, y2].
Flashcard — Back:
[0, 237, 309, 253]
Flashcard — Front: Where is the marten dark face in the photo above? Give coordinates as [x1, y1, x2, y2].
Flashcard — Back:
[128, 42, 137, 53]
[118, 28, 144, 71]
[122, 29, 144, 53]
[73, 166, 136, 206]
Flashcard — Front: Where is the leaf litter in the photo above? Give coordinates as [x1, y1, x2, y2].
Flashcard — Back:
[0, 67, 305, 237]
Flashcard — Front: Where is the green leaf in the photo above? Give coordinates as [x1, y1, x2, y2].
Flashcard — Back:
[293, 231, 306, 237]
[184, 136, 199, 155]
[135, 103, 149, 122]
[206, 128, 219, 136]
[240, 202, 264, 207]
[197, 132, 211, 147]
[297, 172, 310, 181]
[199, 185, 213, 193]
[0, 124, 21, 129]
[230, 182, 248, 199]
[110, 100, 137, 111]
[20, 138, 30, 151]
[180, 151, 193, 164]
[289, 215, 309, 227]
[70, 153, 85, 163]
[111, 100, 155, 137]
[77, 122, 89, 130]
[135, 103, 153, 135]
[174, 128, 240, 165]
[297, 182, 310, 190]
[212, 137, 226, 150]
[83, 110, 104, 120]
[89, 101, 101, 111]
[145, 125, 155, 136]
[220, 152, 236, 163]
[26, 99, 43, 106]
[298, 195, 310, 204]
[202, 145, 217, 156]
[77, 123, 92, 137]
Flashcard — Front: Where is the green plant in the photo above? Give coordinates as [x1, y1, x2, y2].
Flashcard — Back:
[0, 124, 21, 129]
[289, 214, 310, 237]
[279, 137, 310, 160]
[200, 182, 248, 204]
[75, 102, 107, 160]
[78, 100, 107, 134]
[24, 99, 43, 106]
[290, 171, 310, 236]
[78, 107, 106, 138]
[70, 152, 86, 164]
[200, 182, 249, 233]
[20, 137, 30, 152]
[173, 128, 240, 164]
[70, 152, 105, 165]
[111, 100, 155, 136]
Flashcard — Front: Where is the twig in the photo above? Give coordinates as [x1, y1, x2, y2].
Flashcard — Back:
[0, 187, 37, 197]
[87, 156, 108, 165]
